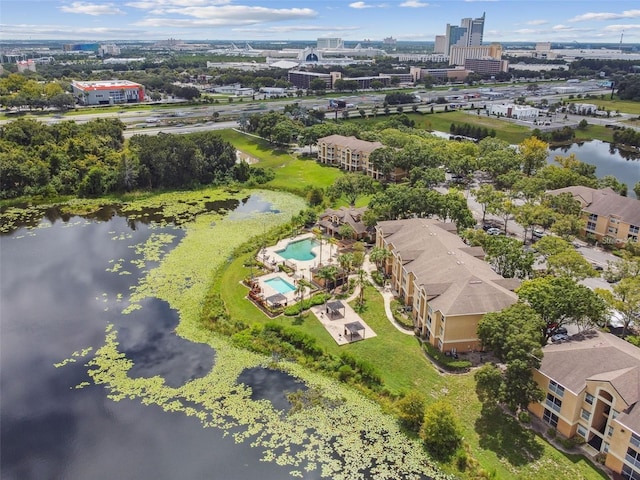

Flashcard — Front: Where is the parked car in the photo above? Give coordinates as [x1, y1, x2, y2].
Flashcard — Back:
[482, 223, 502, 231]
[486, 227, 502, 236]
[592, 263, 604, 271]
[551, 333, 569, 343]
[532, 228, 545, 238]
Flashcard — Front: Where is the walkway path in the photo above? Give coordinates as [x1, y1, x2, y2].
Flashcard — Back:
[345, 256, 414, 336]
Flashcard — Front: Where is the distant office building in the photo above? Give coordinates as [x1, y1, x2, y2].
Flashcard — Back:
[535, 42, 551, 52]
[464, 58, 508, 75]
[288, 70, 333, 89]
[383, 37, 397, 46]
[317, 37, 344, 49]
[99, 44, 121, 56]
[71, 80, 145, 105]
[489, 104, 539, 121]
[439, 12, 485, 55]
[16, 59, 36, 73]
[398, 53, 448, 63]
[449, 43, 502, 66]
[63, 43, 99, 52]
[410, 66, 470, 82]
[434, 35, 447, 54]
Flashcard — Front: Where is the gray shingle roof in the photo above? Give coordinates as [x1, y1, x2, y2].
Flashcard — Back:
[377, 218, 518, 316]
[318, 135, 383, 154]
[548, 186, 640, 227]
[539, 331, 640, 433]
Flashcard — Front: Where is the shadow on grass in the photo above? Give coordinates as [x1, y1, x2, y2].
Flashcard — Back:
[290, 313, 307, 326]
[475, 404, 543, 467]
[559, 451, 610, 479]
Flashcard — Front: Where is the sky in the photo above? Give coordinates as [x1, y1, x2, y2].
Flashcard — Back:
[1, 0, 640, 44]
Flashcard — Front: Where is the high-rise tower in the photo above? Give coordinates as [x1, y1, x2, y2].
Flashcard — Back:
[439, 12, 485, 55]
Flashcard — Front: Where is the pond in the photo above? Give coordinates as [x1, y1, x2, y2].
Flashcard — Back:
[0, 197, 314, 480]
[548, 140, 640, 198]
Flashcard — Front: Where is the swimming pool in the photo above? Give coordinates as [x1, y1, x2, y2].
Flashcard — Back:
[264, 276, 296, 294]
[276, 239, 318, 261]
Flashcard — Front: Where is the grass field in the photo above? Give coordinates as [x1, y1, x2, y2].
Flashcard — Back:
[565, 97, 640, 116]
[216, 129, 344, 195]
[351, 111, 533, 144]
[218, 252, 608, 480]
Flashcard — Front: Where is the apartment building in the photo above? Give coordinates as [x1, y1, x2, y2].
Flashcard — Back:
[529, 331, 640, 479]
[316, 135, 406, 181]
[548, 186, 640, 245]
[449, 43, 502, 66]
[464, 58, 508, 76]
[375, 218, 519, 353]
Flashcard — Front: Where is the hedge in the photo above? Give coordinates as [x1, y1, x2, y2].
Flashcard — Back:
[422, 342, 472, 372]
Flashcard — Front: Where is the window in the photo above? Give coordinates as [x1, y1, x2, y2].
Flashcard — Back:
[585, 393, 594, 405]
[427, 315, 432, 326]
[632, 433, 640, 449]
[546, 393, 562, 413]
[608, 227, 618, 235]
[626, 447, 640, 470]
[586, 221, 597, 232]
[630, 225, 639, 235]
[581, 409, 591, 421]
[604, 442, 610, 453]
[608, 426, 615, 437]
[613, 410, 620, 420]
[588, 213, 598, 222]
[543, 408, 559, 428]
[549, 380, 565, 397]
[577, 424, 588, 438]
[622, 464, 640, 480]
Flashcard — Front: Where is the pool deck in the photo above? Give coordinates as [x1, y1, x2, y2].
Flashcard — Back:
[260, 233, 337, 279]
[257, 271, 307, 306]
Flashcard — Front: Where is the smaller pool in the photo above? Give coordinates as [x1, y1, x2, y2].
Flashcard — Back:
[264, 276, 296, 294]
[277, 238, 318, 261]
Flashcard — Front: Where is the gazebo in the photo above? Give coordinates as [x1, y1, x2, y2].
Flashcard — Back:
[265, 293, 287, 308]
[325, 300, 345, 319]
[344, 321, 366, 341]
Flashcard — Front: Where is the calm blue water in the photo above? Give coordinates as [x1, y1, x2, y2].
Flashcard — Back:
[0, 198, 318, 480]
[264, 276, 296, 294]
[548, 140, 640, 198]
[277, 238, 317, 261]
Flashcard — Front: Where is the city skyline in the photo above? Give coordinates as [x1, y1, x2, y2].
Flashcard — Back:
[1, 0, 640, 44]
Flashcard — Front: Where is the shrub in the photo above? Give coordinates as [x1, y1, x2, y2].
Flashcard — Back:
[371, 270, 384, 286]
[422, 342, 472, 372]
[518, 411, 531, 423]
[547, 427, 557, 439]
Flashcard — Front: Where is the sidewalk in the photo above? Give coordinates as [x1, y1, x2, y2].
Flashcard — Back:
[345, 256, 414, 336]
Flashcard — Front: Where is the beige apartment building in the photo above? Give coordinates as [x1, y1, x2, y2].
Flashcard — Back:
[375, 218, 519, 353]
[529, 331, 640, 479]
[548, 186, 640, 245]
[316, 135, 406, 181]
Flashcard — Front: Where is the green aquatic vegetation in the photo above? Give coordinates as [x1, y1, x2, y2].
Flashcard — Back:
[59, 188, 450, 479]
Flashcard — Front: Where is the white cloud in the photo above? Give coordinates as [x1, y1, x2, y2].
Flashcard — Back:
[526, 19, 547, 26]
[569, 10, 640, 23]
[60, 2, 124, 16]
[133, 5, 316, 27]
[400, 1, 430, 7]
[126, 0, 228, 8]
[349, 2, 373, 8]
[513, 28, 537, 34]
[0, 23, 143, 39]
[234, 25, 359, 34]
[602, 24, 640, 32]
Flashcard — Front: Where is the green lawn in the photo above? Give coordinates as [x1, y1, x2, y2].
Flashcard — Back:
[218, 254, 606, 480]
[574, 124, 615, 143]
[216, 129, 344, 195]
[566, 97, 640, 116]
[350, 111, 533, 144]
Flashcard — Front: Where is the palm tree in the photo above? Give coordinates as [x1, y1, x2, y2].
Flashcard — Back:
[312, 227, 324, 265]
[328, 236, 339, 261]
[369, 246, 392, 273]
[316, 265, 338, 295]
[337, 253, 354, 275]
[355, 269, 368, 306]
[338, 224, 355, 240]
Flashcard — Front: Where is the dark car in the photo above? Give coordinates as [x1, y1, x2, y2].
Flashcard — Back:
[482, 222, 502, 232]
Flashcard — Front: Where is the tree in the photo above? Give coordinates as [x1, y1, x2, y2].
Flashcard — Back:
[483, 236, 535, 279]
[534, 236, 572, 258]
[419, 401, 462, 460]
[395, 391, 427, 433]
[338, 223, 355, 240]
[514, 203, 539, 243]
[477, 303, 545, 412]
[309, 78, 327, 94]
[473, 184, 502, 224]
[550, 213, 584, 241]
[517, 276, 608, 340]
[488, 194, 515, 235]
[440, 190, 475, 230]
[316, 265, 338, 294]
[328, 173, 375, 206]
[596, 277, 640, 337]
[634, 182, 640, 199]
[369, 246, 392, 272]
[519, 136, 549, 176]
[546, 249, 597, 280]
[356, 268, 368, 306]
[337, 253, 354, 274]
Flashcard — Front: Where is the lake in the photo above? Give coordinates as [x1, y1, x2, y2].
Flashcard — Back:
[548, 140, 640, 198]
[0, 201, 315, 480]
